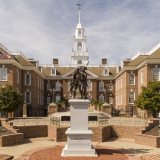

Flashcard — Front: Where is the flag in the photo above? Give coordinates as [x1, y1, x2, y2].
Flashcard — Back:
[0, 52, 11, 59]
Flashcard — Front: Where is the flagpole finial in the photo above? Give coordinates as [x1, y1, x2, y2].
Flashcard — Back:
[76, 3, 82, 24]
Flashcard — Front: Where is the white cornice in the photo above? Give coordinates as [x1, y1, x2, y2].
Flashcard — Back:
[136, 59, 160, 69]
[45, 77, 63, 80]
[0, 59, 23, 69]
[85, 70, 98, 78]
[61, 68, 76, 78]
[114, 67, 136, 79]
[97, 77, 114, 80]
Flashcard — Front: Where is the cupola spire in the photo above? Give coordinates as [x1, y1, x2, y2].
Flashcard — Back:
[76, 3, 82, 24]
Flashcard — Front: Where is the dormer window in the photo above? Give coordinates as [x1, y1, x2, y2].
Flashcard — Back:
[78, 30, 81, 36]
[77, 42, 82, 51]
[51, 68, 56, 76]
[104, 68, 109, 76]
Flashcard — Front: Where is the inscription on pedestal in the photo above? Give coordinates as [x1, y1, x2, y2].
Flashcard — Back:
[67, 135, 91, 149]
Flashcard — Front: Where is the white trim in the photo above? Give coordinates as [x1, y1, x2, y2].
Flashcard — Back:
[0, 68, 7, 81]
[129, 92, 135, 104]
[103, 68, 109, 76]
[109, 83, 113, 90]
[25, 91, 31, 104]
[51, 68, 56, 76]
[25, 73, 31, 85]
[141, 70, 143, 83]
[129, 74, 135, 85]
[87, 81, 92, 91]
[56, 81, 61, 91]
[99, 82, 104, 91]
[153, 68, 160, 81]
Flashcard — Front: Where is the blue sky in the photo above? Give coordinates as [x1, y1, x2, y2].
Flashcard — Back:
[0, 0, 160, 65]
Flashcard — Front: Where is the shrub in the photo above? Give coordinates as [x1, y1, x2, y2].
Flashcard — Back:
[97, 101, 105, 107]
[92, 100, 100, 105]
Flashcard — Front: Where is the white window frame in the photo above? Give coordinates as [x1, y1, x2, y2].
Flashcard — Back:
[25, 91, 31, 104]
[25, 73, 31, 85]
[121, 93, 122, 105]
[68, 81, 70, 91]
[109, 97, 113, 104]
[16, 71, 19, 83]
[56, 95, 60, 102]
[129, 74, 135, 85]
[47, 83, 51, 90]
[56, 82, 61, 91]
[47, 97, 50, 104]
[87, 81, 92, 91]
[109, 83, 113, 90]
[141, 70, 143, 83]
[40, 78, 41, 89]
[99, 95, 104, 102]
[116, 95, 117, 105]
[103, 68, 109, 76]
[129, 92, 135, 104]
[153, 68, 160, 80]
[0, 68, 7, 81]
[116, 81, 117, 90]
[99, 82, 104, 91]
[51, 68, 56, 76]
[121, 77, 122, 88]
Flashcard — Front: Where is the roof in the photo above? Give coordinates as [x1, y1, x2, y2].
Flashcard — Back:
[42, 67, 117, 78]
[147, 48, 160, 59]
[14, 56, 34, 66]
[124, 56, 148, 66]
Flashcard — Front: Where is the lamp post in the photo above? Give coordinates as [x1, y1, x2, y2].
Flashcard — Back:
[50, 88, 56, 103]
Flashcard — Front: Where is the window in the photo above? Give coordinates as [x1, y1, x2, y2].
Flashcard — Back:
[88, 95, 92, 100]
[109, 97, 113, 104]
[77, 60, 82, 64]
[87, 81, 92, 91]
[78, 30, 81, 36]
[25, 91, 31, 104]
[121, 93, 122, 105]
[129, 92, 134, 104]
[51, 68, 56, 76]
[116, 95, 117, 105]
[56, 82, 60, 91]
[99, 82, 104, 91]
[68, 81, 70, 91]
[118, 79, 120, 89]
[25, 74, 31, 85]
[141, 70, 143, 83]
[56, 96, 60, 102]
[0, 68, 7, 81]
[109, 83, 113, 90]
[47, 97, 50, 104]
[104, 68, 109, 76]
[118, 94, 120, 105]
[129, 74, 135, 85]
[153, 68, 159, 80]
[99, 95, 104, 102]
[77, 42, 82, 51]
[47, 83, 51, 90]
[16, 71, 19, 83]
[40, 93, 41, 105]
[121, 77, 122, 88]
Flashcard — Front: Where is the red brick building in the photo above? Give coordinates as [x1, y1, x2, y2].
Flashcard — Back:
[0, 17, 160, 118]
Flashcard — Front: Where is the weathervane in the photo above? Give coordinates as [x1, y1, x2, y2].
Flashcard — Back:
[76, 3, 82, 23]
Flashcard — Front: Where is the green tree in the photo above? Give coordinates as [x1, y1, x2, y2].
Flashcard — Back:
[134, 79, 160, 113]
[0, 84, 22, 117]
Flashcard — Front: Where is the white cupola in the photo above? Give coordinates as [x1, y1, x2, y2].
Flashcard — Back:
[71, 5, 89, 65]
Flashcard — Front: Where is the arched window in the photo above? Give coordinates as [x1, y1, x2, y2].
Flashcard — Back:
[78, 30, 81, 36]
[77, 60, 82, 64]
[77, 42, 82, 51]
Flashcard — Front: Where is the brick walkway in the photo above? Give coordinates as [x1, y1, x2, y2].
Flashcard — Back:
[140, 154, 160, 160]
[15, 144, 140, 160]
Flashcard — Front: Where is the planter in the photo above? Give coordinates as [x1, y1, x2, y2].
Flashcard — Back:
[97, 106, 101, 112]
[93, 104, 97, 110]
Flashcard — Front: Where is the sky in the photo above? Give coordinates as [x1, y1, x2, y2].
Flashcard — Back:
[0, 0, 160, 65]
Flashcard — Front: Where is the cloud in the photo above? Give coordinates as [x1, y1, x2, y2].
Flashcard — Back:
[0, 0, 160, 65]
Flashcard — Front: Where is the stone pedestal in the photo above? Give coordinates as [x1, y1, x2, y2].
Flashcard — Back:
[48, 103, 58, 115]
[61, 99, 98, 157]
[23, 104, 27, 117]
[101, 103, 112, 115]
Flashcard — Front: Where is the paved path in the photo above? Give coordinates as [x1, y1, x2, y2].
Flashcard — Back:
[0, 137, 160, 159]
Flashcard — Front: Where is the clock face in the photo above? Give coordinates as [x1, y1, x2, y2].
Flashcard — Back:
[77, 60, 82, 64]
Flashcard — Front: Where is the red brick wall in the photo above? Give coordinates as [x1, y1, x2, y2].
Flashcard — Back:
[14, 125, 48, 138]
[48, 125, 111, 142]
[111, 125, 142, 139]
[0, 133, 24, 147]
[135, 133, 160, 148]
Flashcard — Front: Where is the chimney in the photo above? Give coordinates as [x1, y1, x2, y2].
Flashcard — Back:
[53, 59, 58, 64]
[102, 58, 107, 65]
